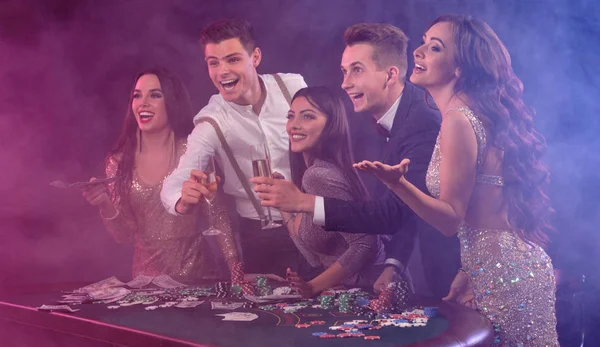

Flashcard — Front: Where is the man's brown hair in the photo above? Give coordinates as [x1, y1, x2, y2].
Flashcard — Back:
[199, 18, 256, 55]
[344, 23, 408, 79]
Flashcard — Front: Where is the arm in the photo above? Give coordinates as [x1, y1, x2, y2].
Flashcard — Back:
[161, 121, 220, 215]
[369, 110, 478, 237]
[304, 166, 379, 294]
[100, 156, 137, 243]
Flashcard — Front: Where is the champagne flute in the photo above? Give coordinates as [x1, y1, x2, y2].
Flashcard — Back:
[200, 156, 222, 236]
[250, 143, 282, 229]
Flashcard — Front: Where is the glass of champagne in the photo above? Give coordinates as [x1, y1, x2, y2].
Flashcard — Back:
[251, 143, 282, 229]
[200, 156, 222, 236]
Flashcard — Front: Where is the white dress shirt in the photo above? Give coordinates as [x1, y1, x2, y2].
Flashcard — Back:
[161, 73, 307, 220]
[312, 93, 403, 268]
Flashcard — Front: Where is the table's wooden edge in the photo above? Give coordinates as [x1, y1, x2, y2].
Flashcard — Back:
[407, 299, 494, 347]
[0, 300, 216, 347]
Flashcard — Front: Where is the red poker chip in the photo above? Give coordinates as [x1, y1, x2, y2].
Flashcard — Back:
[337, 333, 353, 338]
[309, 320, 326, 325]
[364, 335, 381, 340]
[295, 323, 311, 328]
[319, 334, 336, 339]
[369, 326, 383, 330]
[351, 333, 366, 337]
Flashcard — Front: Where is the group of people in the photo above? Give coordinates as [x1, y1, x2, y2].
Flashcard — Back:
[81, 15, 559, 346]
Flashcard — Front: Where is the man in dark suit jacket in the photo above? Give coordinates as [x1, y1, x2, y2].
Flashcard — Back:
[252, 23, 460, 298]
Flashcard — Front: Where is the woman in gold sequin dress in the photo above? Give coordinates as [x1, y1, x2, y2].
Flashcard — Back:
[354, 15, 558, 346]
[82, 68, 239, 283]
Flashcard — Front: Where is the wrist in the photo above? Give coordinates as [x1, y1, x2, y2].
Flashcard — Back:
[175, 199, 191, 215]
[300, 194, 316, 214]
[386, 176, 408, 191]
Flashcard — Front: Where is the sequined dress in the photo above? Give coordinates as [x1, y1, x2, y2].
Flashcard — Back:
[425, 107, 558, 346]
[102, 139, 238, 283]
[292, 159, 385, 287]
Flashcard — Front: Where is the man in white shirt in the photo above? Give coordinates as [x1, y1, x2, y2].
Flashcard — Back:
[161, 19, 307, 277]
[251, 23, 461, 298]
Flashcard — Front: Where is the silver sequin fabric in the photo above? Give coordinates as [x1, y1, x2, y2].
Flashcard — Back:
[292, 159, 385, 287]
[102, 139, 239, 283]
[426, 107, 558, 346]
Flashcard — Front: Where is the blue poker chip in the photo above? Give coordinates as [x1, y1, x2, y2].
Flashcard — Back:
[424, 306, 439, 317]
[356, 297, 370, 306]
[393, 319, 408, 323]
[312, 332, 327, 336]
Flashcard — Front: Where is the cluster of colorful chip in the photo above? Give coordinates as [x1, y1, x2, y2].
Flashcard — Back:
[300, 307, 436, 340]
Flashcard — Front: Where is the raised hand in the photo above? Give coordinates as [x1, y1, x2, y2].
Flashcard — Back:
[353, 159, 410, 187]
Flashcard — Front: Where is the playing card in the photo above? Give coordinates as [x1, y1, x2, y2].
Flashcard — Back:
[174, 300, 205, 308]
[152, 274, 187, 289]
[211, 301, 244, 310]
[216, 312, 259, 321]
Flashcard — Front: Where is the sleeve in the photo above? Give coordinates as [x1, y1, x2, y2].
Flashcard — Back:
[385, 106, 440, 264]
[303, 166, 379, 275]
[279, 73, 308, 97]
[101, 156, 137, 244]
[160, 114, 222, 215]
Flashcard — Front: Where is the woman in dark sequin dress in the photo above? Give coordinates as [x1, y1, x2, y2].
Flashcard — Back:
[82, 68, 239, 283]
[277, 86, 384, 298]
[354, 15, 558, 346]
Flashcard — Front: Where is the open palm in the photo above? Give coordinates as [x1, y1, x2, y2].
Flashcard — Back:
[353, 159, 410, 186]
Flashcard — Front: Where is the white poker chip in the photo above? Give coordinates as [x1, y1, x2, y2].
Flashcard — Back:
[107, 306, 120, 309]
[145, 305, 158, 310]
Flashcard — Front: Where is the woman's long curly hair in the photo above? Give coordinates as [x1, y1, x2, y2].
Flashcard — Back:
[108, 67, 193, 204]
[431, 14, 553, 246]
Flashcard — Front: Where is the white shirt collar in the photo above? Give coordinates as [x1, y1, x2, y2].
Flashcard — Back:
[377, 93, 402, 132]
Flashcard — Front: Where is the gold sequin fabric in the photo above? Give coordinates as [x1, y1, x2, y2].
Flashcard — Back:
[426, 107, 558, 346]
[102, 139, 239, 283]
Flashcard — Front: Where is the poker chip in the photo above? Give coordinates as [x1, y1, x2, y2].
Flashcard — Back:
[364, 335, 381, 340]
[312, 332, 327, 336]
[295, 323, 311, 328]
[319, 334, 336, 339]
[309, 320, 326, 325]
[336, 333, 353, 338]
[424, 306, 439, 317]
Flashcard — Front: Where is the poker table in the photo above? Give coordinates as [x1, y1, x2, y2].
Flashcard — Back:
[0, 282, 493, 347]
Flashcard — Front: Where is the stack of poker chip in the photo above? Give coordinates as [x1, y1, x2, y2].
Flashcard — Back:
[318, 293, 335, 309]
[337, 293, 354, 313]
[229, 262, 245, 298]
[215, 281, 230, 298]
[369, 280, 412, 313]
[255, 275, 271, 297]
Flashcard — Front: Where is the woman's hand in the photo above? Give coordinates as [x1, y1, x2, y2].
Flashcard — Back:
[442, 270, 476, 309]
[287, 268, 316, 298]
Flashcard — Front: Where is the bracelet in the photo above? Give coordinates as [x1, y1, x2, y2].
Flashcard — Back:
[458, 268, 468, 275]
[100, 208, 120, 220]
[283, 214, 296, 226]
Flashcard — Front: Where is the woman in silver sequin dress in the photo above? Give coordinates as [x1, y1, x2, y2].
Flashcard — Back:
[82, 68, 240, 283]
[277, 87, 385, 298]
[354, 15, 558, 346]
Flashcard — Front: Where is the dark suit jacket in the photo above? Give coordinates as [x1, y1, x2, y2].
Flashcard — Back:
[324, 82, 460, 297]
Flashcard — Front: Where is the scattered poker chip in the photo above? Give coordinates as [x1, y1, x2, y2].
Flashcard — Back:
[364, 335, 381, 340]
[309, 320, 326, 325]
[295, 323, 311, 328]
[336, 333, 353, 338]
[369, 326, 382, 330]
[107, 305, 120, 309]
[312, 332, 327, 336]
[319, 334, 336, 339]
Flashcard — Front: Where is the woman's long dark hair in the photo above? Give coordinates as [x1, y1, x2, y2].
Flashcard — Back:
[108, 67, 193, 203]
[431, 14, 553, 246]
[289, 86, 369, 202]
